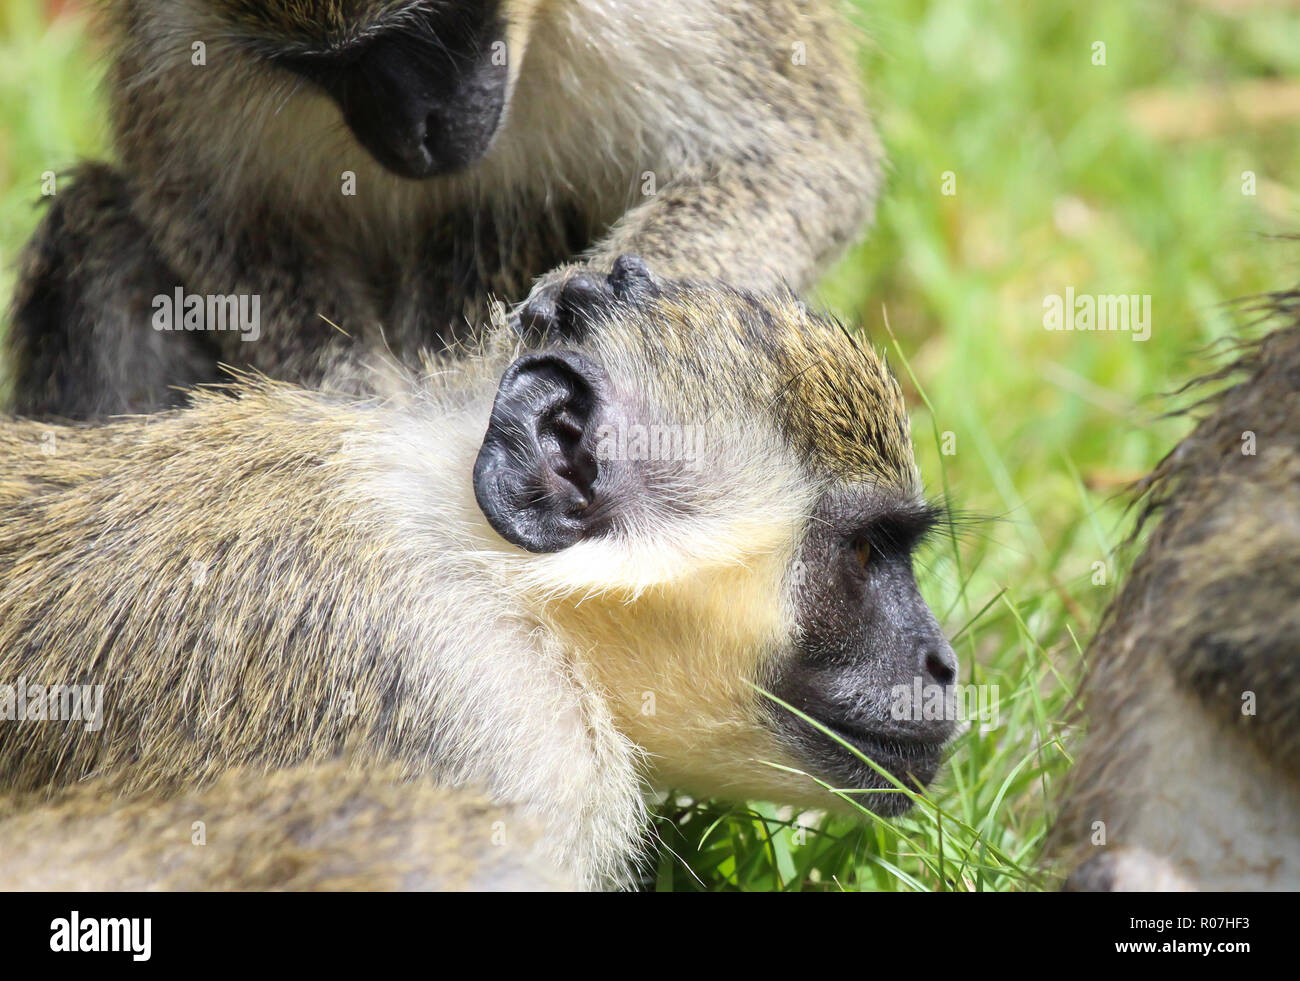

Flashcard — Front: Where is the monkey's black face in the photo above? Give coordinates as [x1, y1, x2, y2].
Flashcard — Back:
[273, 2, 510, 178]
[769, 491, 957, 815]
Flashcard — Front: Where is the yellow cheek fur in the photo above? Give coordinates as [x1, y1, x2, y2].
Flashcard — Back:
[541, 545, 827, 803]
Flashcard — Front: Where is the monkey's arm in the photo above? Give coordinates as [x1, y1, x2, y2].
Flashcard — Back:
[5, 164, 222, 419]
[580, 0, 879, 293]
[587, 129, 881, 293]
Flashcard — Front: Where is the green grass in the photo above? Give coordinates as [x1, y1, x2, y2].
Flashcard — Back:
[0, 2, 106, 303]
[2, 0, 1298, 891]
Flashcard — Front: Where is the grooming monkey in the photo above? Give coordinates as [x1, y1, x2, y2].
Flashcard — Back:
[1053, 303, 1300, 891]
[0, 762, 570, 891]
[0, 260, 957, 889]
[7, 0, 881, 418]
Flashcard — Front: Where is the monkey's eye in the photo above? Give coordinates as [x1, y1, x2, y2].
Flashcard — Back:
[853, 537, 872, 569]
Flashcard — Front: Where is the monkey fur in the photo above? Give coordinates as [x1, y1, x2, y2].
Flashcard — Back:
[6, 0, 880, 418]
[1053, 300, 1300, 891]
[0, 761, 569, 891]
[0, 261, 956, 890]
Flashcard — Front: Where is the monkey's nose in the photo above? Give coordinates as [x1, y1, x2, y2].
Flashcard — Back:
[356, 98, 451, 180]
[283, 31, 509, 180]
[389, 115, 436, 176]
[366, 91, 506, 179]
[922, 646, 957, 686]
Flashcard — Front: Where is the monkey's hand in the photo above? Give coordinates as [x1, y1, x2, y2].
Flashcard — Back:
[514, 255, 659, 344]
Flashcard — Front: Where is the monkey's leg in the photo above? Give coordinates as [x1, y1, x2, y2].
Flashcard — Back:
[6, 164, 223, 419]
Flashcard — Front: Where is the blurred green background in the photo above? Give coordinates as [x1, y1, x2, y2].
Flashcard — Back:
[2, 0, 1298, 890]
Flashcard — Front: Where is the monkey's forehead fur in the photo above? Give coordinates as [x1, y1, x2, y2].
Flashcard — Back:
[210, 0, 426, 45]
[570, 281, 918, 492]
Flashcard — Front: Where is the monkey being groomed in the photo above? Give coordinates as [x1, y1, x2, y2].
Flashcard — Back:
[1053, 295, 1300, 891]
[0, 259, 958, 890]
[6, 0, 880, 418]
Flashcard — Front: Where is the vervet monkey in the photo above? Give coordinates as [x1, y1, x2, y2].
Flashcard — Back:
[7, 0, 880, 417]
[0, 260, 956, 889]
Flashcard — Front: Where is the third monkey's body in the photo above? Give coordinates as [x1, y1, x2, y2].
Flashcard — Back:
[8, 0, 880, 417]
[1054, 305, 1300, 891]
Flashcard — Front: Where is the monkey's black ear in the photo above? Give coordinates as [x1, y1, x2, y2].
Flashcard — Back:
[473, 351, 608, 553]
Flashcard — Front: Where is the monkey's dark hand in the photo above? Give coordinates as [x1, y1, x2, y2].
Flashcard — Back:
[515, 255, 658, 345]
